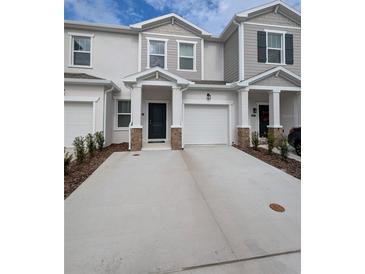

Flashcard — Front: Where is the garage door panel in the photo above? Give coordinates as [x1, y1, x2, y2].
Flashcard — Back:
[64, 102, 93, 147]
[184, 104, 229, 145]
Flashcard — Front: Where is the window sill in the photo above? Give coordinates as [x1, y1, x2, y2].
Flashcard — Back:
[177, 69, 197, 72]
[265, 62, 287, 66]
[146, 66, 168, 70]
[68, 64, 93, 69]
[114, 127, 129, 131]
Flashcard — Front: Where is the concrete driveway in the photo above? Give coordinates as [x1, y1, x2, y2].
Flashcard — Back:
[65, 145, 300, 274]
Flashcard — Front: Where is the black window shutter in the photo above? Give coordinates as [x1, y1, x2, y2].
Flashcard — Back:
[257, 31, 266, 63]
[285, 33, 294, 65]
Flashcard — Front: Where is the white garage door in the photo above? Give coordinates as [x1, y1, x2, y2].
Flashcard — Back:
[64, 102, 94, 147]
[184, 104, 229, 145]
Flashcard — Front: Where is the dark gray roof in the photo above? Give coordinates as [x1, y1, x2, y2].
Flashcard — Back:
[64, 73, 104, 80]
[192, 80, 227, 85]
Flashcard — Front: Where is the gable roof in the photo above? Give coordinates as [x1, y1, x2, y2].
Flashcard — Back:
[239, 66, 301, 87]
[220, 1, 300, 39]
[237, 0, 300, 19]
[130, 13, 211, 36]
[122, 67, 192, 86]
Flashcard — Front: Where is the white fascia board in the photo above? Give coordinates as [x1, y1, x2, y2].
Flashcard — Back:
[188, 83, 239, 91]
[130, 13, 211, 36]
[237, 0, 300, 17]
[64, 78, 121, 91]
[64, 96, 100, 102]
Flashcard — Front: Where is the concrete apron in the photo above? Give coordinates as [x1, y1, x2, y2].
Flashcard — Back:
[65, 146, 300, 274]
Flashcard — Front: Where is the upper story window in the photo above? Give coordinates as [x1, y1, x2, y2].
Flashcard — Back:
[177, 41, 196, 71]
[267, 33, 283, 63]
[69, 33, 93, 67]
[116, 100, 131, 128]
[257, 30, 293, 65]
[147, 38, 168, 69]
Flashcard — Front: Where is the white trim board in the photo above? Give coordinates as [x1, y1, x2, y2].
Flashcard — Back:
[64, 96, 99, 102]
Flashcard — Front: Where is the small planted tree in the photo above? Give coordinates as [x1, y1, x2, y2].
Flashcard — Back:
[251, 131, 259, 150]
[94, 131, 105, 151]
[73, 136, 86, 164]
[278, 135, 289, 161]
[86, 133, 96, 157]
[267, 131, 275, 155]
[64, 149, 73, 175]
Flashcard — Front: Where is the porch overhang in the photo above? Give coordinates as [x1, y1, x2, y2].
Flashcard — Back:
[122, 67, 193, 88]
[238, 66, 301, 90]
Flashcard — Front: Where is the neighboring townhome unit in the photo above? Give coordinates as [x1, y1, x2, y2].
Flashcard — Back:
[64, 0, 301, 151]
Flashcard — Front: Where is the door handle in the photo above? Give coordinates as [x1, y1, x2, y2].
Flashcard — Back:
[149, 120, 152, 125]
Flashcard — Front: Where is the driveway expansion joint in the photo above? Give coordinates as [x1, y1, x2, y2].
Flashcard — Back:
[180, 150, 238, 259]
[153, 249, 301, 274]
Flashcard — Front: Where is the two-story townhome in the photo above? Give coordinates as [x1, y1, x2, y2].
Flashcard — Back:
[64, 0, 301, 151]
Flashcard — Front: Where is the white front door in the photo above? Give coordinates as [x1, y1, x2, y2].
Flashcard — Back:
[184, 104, 229, 145]
[64, 101, 94, 147]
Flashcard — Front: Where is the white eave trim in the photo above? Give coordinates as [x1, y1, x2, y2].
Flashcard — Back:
[64, 78, 121, 91]
[64, 96, 100, 102]
[237, 0, 301, 18]
[130, 13, 211, 36]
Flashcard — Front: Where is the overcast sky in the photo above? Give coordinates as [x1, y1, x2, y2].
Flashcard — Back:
[64, 0, 301, 36]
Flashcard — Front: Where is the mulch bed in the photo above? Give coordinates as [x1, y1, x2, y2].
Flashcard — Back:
[64, 143, 128, 199]
[233, 145, 301, 179]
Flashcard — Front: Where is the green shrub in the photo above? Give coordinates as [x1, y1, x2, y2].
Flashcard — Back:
[86, 133, 97, 157]
[278, 135, 289, 161]
[64, 149, 73, 175]
[251, 131, 259, 150]
[73, 136, 86, 164]
[267, 132, 274, 155]
[94, 131, 105, 151]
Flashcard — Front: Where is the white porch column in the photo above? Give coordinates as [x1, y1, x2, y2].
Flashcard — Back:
[237, 87, 250, 148]
[269, 88, 281, 127]
[238, 87, 250, 127]
[171, 86, 183, 150]
[172, 86, 182, 127]
[131, 85, 142, 127]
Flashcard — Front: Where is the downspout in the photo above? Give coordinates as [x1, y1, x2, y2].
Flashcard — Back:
[103, 85, 115, 146]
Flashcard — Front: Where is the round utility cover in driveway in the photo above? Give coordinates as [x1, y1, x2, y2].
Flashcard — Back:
[184, 104, 229, 145]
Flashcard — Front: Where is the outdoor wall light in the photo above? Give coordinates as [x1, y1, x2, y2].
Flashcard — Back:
[207, 93, 211, 100]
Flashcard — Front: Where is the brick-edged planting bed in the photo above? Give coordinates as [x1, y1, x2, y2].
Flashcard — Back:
[64, 143, 128, 199]
[233, 145, 301, 179]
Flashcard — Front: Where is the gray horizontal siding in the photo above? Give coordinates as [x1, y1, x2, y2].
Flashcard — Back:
[145, 22, 199, 37]
[141, 30, 202, 80]
[244, 23, 301, 79]
[224, 29, 239, 82]
[248, 11, 300, 27]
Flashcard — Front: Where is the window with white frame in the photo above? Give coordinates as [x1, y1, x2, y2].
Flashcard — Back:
[267, 32, 284, 64]
[71, 36, 91, 66]
[178, 42, 195, 70]
[149, 40, 166, 68]
[116, 100, 131, 128]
